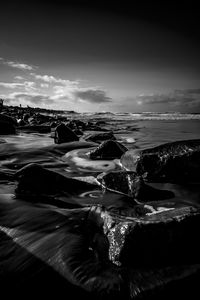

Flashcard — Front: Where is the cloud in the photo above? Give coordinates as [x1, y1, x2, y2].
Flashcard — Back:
[0, 81, 36, 92]
[14, 76, 24, 80]
[136, 88, 200, 108]
[40, 83, 49, 88]
[0, 82, 24, 89]
[0, 58, 36, 70]
[74, 89, 112, 103]
[31, 73, 79, 86]
[4, 92, 55, 106]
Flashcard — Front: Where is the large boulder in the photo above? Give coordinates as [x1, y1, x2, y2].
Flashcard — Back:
[54, 123, 79, 144]
[97, 204, 200, 267]
[0, 113, 16, 134]
[89, 140, 128, 160]
[97, 171, 174, 201]
[85, 132, 116, 143]
[121, 139, 200, 183]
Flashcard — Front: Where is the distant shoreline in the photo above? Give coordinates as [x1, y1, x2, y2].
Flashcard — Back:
[2, 105, 200, 120]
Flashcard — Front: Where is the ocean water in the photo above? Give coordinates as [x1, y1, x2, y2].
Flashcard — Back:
[0, 115, 200, 298]
[0, 117, 199, 205]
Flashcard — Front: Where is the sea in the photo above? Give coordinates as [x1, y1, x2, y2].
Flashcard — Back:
[0, 112, 200, 298]
[1, 112, 200, 195]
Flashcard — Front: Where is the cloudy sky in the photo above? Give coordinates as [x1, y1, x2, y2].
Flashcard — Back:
[0, 1, 200, 113]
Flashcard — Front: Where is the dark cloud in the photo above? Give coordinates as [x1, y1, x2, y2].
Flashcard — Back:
[74, 89, 112, 103]
[137, 88, 200, 108]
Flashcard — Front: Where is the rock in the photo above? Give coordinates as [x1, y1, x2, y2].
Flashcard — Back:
[0, 113, 17, 125]
[15, 163, 97, 197]
[124, 139, 200, 183]
[94, 204, 200, 267]
[0, 113, 16, 134]
[97, 171, 174, 201]
[89, 140, 128, 160]
[54, 123, 79, 144]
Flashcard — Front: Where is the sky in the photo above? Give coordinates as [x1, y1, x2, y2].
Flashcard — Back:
[1, 1, 200, 113]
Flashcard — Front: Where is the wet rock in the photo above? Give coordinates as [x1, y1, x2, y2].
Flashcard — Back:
[89, 140, 128, 160]
[15, 163, 97, 197]
[129, 139, 200, 182]
[0, 113, 16, 134]
[0, 113, 17, 125]
[95, 204, 200, 268]
[85, 132, 116, 143]
[54, 123, 79, 144]
[97, 171, 174, 201]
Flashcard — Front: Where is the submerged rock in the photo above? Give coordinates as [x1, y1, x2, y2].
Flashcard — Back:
[54, 123, 79, 144]
[97, 171, 174, 201]
[15, 163, 97, 197]
[89, 140, 128, 160]
[122, 139, 200, 183]
[85, 132, 116, 143]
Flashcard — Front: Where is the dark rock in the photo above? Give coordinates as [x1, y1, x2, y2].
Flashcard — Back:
[97, 204, 200, 268]
[89, 140, 128, 160]
[85, 132, 116, 143]
[54, 123, 79, 144]
[128, 139, 200, 182]
[97, 171, 174, 201]
[0, 113, 17, 125]
[0, 113, 16, 134]
[15, 163, 97, 197]
[0, 122, 16, 134]
[84, 205, 200, 298]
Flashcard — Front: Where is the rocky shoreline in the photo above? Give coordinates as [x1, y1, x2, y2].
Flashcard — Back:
[0, 105, 200, 299]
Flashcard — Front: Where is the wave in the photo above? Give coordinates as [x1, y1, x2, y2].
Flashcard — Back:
[77, 112, 200, 121]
